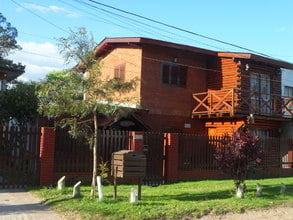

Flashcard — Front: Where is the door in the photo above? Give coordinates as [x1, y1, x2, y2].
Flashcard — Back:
[143, 132, 165, 186]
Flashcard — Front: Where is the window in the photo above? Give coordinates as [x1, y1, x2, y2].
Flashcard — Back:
[161, 63, 187, 87]
[0, 80, 2, 91]
[284, 86, 293, 97]
[114, 64, 125, 82]
[250, 73, 271, 114]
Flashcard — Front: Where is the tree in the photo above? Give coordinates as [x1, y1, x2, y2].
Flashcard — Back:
[214, 129, 263, 198]
[37, 28, 137, 198]
[0, 13, 24, 73]
[0, 81, 38, 126]
[0, 13, 21, 57]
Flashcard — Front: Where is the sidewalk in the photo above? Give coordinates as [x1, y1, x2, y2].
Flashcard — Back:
[0, 189, 63, 220]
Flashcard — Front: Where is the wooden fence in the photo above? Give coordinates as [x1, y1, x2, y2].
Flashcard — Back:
[54, 128, 130, 173]
[178, 134, 289, 171]
[0, 126, 40, 188]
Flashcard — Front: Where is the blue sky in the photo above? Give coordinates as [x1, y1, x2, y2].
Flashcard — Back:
[2, 0, 293, 81]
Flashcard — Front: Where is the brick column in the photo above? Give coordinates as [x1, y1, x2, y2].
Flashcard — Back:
[129, 131, 144, 152]
[39, 127, 56, 186]
[165, 133, 179, 183]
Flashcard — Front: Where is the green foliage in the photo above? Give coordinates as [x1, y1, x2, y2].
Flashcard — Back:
[98, 160, 110, 185]
[37, 27, 137, 198]
[30, 177, 293, 219]
[0, 13, 21, 57]
[0, 81, 38, 125]
[0, 13, 25, 74]
[37, 28, 137, 138]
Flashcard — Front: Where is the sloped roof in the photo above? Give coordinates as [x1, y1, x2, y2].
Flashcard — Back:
[94, 37, 293, 69]
[94, 37, 216, 57]
[0, 65, 24, 82]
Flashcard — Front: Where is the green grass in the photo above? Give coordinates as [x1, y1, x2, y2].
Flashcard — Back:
[30, 177, 293, 219]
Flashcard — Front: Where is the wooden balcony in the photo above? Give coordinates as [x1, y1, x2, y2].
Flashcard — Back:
[192, 89, 293, 118]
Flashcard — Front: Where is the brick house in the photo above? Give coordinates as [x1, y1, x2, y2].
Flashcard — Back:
[94, 37, 293, 137]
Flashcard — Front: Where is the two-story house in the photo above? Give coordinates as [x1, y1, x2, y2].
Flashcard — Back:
[94, 37, 293, 138]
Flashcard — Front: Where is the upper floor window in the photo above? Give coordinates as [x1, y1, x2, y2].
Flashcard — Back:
[250, 73, 271, 114]
[161, 63, 187, 87]
[284, 86, 293, 97]
[114, 64, 125, 82]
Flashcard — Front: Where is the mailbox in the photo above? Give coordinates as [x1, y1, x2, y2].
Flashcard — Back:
[111, 150, 146, 178]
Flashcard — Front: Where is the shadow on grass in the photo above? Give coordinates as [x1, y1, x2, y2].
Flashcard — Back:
[42, 197, 74, 206]
[143, 189, 233, 202]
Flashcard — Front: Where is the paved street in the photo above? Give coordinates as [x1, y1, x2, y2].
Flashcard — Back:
[0, 189, 62, 220]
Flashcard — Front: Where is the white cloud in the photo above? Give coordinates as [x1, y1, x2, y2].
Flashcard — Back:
[8, 41, 73, 81]
[19, 3, 81, 18]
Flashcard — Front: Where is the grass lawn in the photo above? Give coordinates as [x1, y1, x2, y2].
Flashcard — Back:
[30, 177, 293, 219]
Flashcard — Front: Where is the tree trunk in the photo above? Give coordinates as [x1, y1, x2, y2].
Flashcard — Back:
[90, 112, 98, 199]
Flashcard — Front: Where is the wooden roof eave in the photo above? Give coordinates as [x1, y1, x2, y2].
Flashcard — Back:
[218, 52, 293, 70]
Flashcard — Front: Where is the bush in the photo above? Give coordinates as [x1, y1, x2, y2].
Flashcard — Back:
[215, 129, 263, 189]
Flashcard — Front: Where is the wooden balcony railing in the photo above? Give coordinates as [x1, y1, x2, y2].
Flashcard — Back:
[192, 89, 293, 118]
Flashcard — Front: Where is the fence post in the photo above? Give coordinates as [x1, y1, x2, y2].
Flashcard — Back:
[129, 131, 144, 152]
[289, 139, 293, 168]
[165, 133, 179, 183]
[39, 127, 56, 186]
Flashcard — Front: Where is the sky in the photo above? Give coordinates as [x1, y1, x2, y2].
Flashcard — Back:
[2, 0, 293, 82]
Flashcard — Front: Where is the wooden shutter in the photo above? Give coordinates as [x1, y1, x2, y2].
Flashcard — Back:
[162, 64, 170, 84]
[114, 64, 125, 82]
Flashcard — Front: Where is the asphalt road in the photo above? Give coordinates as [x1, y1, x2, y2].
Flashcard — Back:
[0, 189, 63, 220]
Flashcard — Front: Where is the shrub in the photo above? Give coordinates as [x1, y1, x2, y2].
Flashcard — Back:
[215, 129, 263, 190]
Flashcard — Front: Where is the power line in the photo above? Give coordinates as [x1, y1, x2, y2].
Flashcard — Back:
[72, 0, 226, 51]
[87, 0, 274, 58]
[10, 0, 70, 35]
[71, 0, 178, 42]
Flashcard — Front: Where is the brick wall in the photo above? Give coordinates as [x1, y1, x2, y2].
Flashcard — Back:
[99, 47, 142, 106]
[39, 127, 56, 186]
[141, 44, 209, 117]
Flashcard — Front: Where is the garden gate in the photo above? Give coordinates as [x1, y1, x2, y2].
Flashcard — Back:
[143, 132, 165, 185]
[0, 126, 40, 188]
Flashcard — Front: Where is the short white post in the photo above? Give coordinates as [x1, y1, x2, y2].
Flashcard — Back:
[256, 183, 263, 197]
[236, 185, 244, 199]
[97, 176, 103, 201]
[130, 188, 138, 205]
[57, 176, 65, 190]
[280, 183, 286, 194]
[72, 181, 81, 198]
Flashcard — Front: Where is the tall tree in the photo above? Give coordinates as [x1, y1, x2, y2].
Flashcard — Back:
[0, 13, 24, 72]
[37, 28, 136, 198]
[0, 13, 21, 57]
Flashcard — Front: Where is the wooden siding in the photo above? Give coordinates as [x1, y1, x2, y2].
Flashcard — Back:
[205, 120, 245, 136]
[207, 57, 239, 91]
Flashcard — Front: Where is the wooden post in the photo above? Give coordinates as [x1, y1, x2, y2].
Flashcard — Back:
[113, 166, 118, 199]
[138, 178, 142, 200]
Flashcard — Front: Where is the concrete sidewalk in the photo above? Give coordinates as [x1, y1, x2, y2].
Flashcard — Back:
[0, 189, 63, 220]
